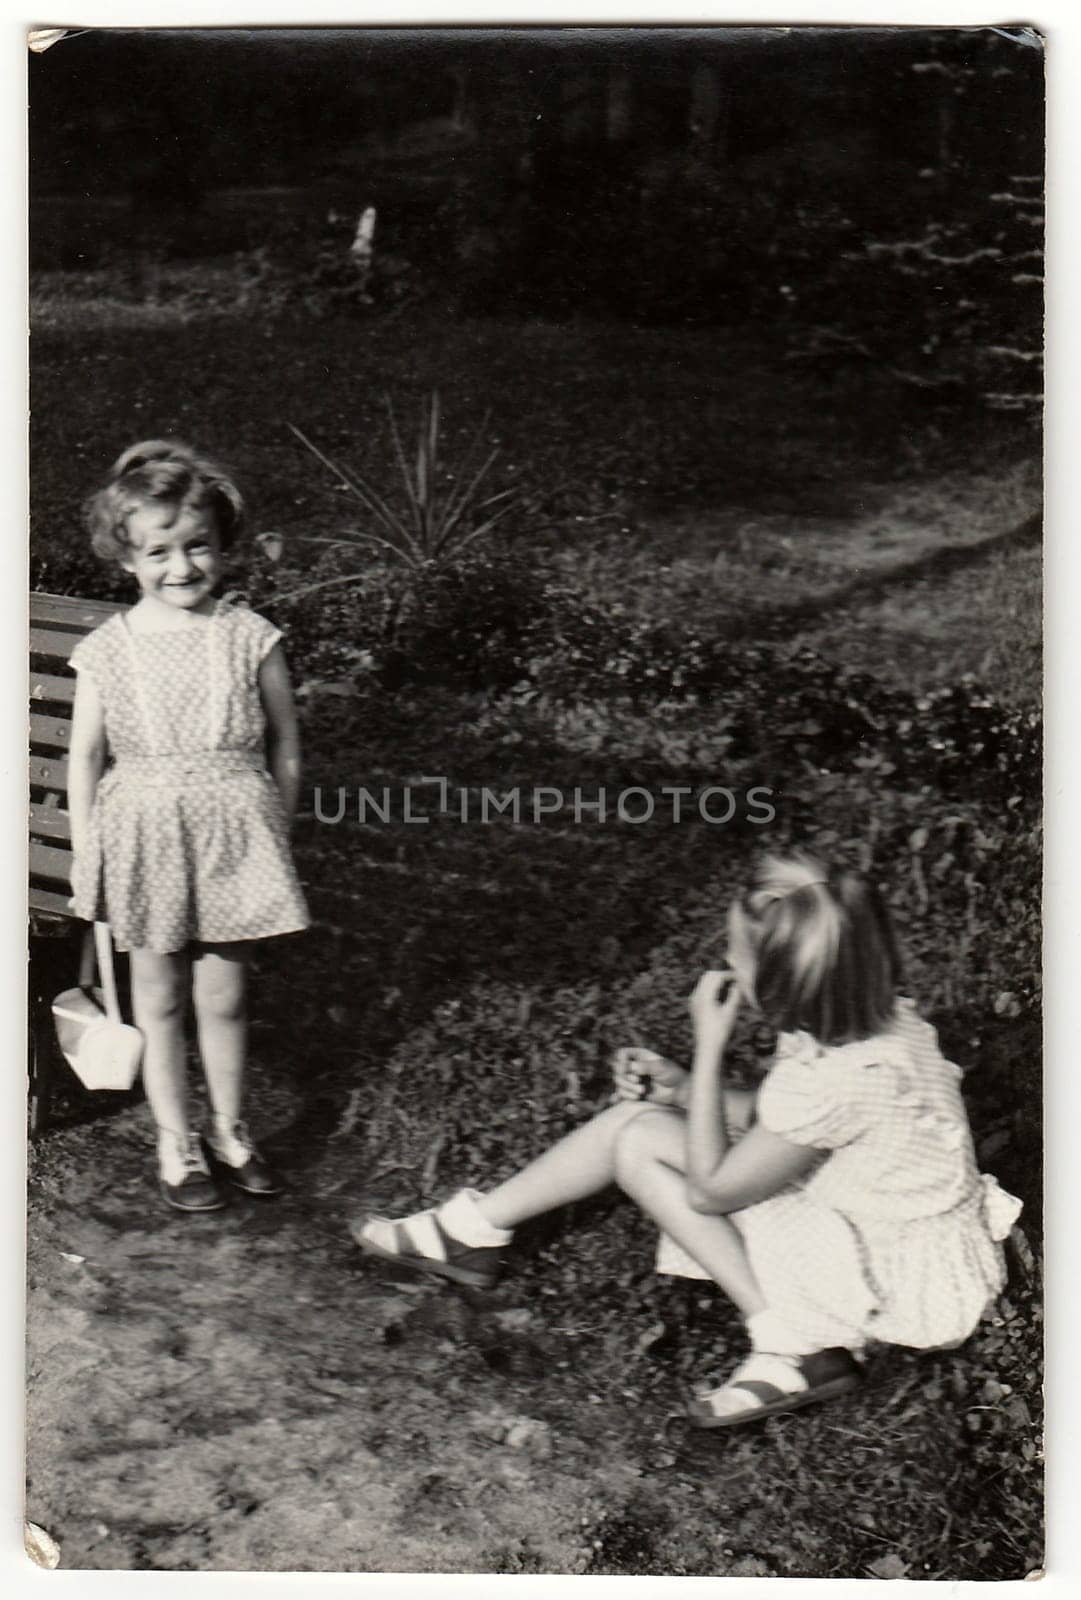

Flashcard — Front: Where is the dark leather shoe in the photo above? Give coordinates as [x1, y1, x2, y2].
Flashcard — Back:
[218, 1149, 283, 1197]
[159, 1148, 226, 1213]
[204, 1125, 283, 1197]
[158, 1139, 225, 1209]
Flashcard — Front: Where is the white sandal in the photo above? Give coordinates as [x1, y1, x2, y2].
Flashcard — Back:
[351, 1191, 511, 1290]
[687, 1347, 864, 1429]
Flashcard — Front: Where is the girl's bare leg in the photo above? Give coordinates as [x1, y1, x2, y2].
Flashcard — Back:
[477, 1100, 661, 1229]
[129, 947, 191, 1140]
[192, 941, 250, 1126]
[613, 1109, 767, 1318]
[357, 1091, 766, 1301]
[478, 1087, 757, 1232]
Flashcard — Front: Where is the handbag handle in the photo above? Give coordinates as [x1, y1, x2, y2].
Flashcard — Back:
[77, 924, 97, 995]
[92, 922, 123, 1023]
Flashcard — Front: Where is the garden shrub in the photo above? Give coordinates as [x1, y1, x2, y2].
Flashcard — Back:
[259, 532, 1040, 813]
[376, 552, 557, 690]
[253, 545, 555, 691]
[30, 521, 132, 602]
[518, 606, 1040, 804]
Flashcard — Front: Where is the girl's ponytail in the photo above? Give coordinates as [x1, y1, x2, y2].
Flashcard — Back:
[739, 854, 901, 1045]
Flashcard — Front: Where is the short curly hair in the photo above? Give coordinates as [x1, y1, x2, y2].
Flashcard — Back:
[83, 439, 245, 564]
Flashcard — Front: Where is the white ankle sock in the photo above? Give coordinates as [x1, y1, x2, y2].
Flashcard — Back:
[439, 1189, 513, 1247]
[745, 1310, 822, 1358]
[157, 1129, 205, 1186]
[207, 1115, 252, 1167]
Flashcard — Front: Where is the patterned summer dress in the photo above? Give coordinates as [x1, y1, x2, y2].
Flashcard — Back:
[656, 1000, 1022, 1352]
[69, 601, 310, 954]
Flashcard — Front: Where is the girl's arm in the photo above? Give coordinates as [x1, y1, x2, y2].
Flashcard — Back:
[67, 672, 108, 865]
[259, 643, 302, 823]
[683, 970, 820, 1213]
[685, 1122, 821, 1214]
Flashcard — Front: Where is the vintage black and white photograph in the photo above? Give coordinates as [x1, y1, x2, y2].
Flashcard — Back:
[26, 22, 1044, 1579]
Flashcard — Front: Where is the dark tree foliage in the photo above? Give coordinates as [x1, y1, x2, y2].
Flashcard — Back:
[30, 26, 1043, 405]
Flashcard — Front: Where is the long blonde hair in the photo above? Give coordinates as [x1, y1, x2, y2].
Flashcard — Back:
[735, 853, 901, 1045]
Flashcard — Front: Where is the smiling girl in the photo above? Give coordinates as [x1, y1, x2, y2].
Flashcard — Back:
[67, 440, 309, 1211]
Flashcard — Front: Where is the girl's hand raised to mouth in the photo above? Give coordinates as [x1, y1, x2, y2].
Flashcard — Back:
[689, 969, 742, 1048]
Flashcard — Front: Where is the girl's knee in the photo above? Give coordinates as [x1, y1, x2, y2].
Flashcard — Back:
[589, 1098, 654, 1131]
[195, 968, 246, 1023]
[133, 972, 186, 1025]
[594, 1099, 670, 1150]
[613, 1107, 683, 1184]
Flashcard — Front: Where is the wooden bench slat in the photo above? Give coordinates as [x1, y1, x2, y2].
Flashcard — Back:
[29, 803, 71, 842]
[30, 626, 86, 662]
[30, 713, 71, 750]
[31, 672, 76, 704]
[29, 594, 120, 628]
[29, 596, 121, 1135]
[30, 753, 69, 793]
[30, 841, 73, 884]
[29, 886, 75, 918]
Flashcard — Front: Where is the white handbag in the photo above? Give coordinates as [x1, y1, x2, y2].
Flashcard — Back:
[51, 923, 143, 1092]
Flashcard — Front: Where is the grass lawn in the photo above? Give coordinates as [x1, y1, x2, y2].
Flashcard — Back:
[28, 298, 1042, 1576]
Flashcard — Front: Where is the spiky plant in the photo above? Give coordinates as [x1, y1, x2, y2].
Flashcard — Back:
[262, 393, 517, 605]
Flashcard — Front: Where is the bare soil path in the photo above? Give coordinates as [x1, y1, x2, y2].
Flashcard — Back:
[27, 1087, 729, 1576]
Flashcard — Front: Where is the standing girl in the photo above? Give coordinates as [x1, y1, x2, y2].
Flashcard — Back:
[68, 440, 310, 1213]
[355, 854, 1021, 1427]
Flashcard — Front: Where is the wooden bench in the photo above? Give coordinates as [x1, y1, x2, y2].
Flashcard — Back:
[29, 591, 123, 1135]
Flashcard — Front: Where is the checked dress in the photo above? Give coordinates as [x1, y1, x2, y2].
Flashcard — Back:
[69, 601, 310, 954]
[656, 1000, 1022, 1351]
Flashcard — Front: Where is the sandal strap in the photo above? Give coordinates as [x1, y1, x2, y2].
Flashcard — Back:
[389, 1211, 489, 1265]
[361, 1208, 506, 1274]
[699, 1347, 860, 1417]
[391, 1209, 446, 1262]
[710, 1352, 810, 1408]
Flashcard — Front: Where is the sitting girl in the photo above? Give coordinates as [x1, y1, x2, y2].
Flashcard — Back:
[68, 440, 310, 1212]
[354, 854, 1021, 1428]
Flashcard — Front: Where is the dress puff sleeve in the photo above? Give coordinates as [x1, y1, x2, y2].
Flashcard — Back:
[233, 604, 282, 667]
[756, 1036, 862, 1149]
[68, 619, 114, 692]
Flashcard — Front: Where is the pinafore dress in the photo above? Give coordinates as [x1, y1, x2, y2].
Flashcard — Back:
[656, 1000, 1022, 1352]
[69, 602, 310, 954]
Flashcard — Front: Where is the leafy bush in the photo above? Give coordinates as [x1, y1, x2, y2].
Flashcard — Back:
[376, 551, 556, 691]
[514, 600, 1041, 804]
[260, 530, 1040, 808]
[30, 514, 132, 601]
[248, 546, 553, 692]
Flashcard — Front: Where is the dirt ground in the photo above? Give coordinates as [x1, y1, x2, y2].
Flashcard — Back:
[24, 1027, 1042, 1581]
[26, 1072, 738, 1577]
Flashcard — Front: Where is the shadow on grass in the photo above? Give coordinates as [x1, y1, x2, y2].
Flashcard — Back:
[724, 511, 1042, 642]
